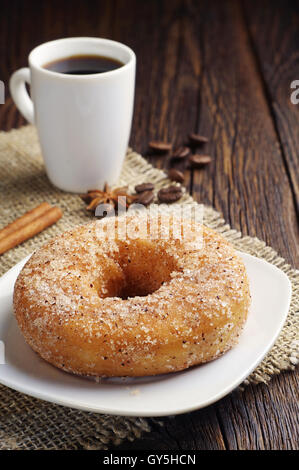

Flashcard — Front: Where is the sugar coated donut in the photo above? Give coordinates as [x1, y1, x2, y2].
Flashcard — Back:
[14, 214, 250, 377]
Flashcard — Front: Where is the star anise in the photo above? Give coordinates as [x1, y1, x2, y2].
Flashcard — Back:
[80, 183, 137, 214]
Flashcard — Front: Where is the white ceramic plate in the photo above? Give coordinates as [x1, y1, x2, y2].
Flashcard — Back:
[0, 252, 291, 417]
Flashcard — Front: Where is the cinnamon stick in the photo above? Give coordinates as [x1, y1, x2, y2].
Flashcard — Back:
[0, 206, 63, 255]
[0, 202, 52, 241]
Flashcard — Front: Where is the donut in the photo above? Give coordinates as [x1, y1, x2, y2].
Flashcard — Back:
[13, 214, 250, 377]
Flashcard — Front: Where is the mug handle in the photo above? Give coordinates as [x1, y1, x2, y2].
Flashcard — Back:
[9, 68, 35, 124]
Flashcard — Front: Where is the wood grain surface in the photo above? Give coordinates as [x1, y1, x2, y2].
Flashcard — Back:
[0, 0, 298, 450]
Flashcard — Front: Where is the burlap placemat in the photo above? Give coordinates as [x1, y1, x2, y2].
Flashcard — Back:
[0, 125, 298, 450]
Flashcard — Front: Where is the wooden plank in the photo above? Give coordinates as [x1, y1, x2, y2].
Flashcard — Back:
[216, 371, 299, 450]
[185, 0, 298, 266]
[112, 0, 202, 195]
[243, 0, 299, 215]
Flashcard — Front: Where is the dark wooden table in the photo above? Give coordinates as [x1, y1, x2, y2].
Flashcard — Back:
[0, 0, 298, 450]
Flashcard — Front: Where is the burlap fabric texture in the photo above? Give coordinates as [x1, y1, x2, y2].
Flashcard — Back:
[0, 125, 298, 450]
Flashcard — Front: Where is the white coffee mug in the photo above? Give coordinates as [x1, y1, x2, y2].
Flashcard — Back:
[9, 37, 136, 192]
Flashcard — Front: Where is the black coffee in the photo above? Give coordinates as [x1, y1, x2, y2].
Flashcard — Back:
[44, 54, 124, 75]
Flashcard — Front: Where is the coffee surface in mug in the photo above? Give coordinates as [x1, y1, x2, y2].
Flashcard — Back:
[44, 54, 124, 75]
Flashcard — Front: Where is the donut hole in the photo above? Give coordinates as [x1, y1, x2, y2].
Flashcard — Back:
[118, 240, 179, 299]
[94, 240, 179, 300]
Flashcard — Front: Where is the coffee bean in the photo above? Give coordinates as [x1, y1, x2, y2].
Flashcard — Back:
[135, 182, 155, 193]
[135, 190, 155, 206]
[172, 146, 190, 159]
[159, 185, 182, 195]
[189, 154, 212, 167]
[189, 133, 209, 145]
[158, 185, 182, 203]
[148, 141, 172, 153]
[168, 168, 185, 183]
